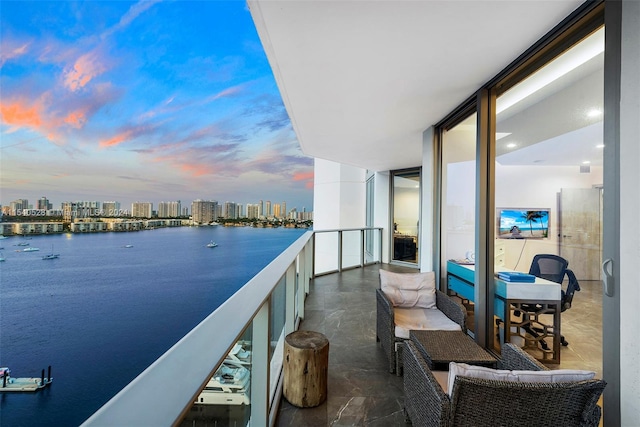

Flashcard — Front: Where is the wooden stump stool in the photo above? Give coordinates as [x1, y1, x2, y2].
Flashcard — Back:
[283, 330, 329, 408]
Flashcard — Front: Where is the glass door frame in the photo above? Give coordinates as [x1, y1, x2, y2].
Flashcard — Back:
[433, 3, 619, 422]
[390, 167, 422, 267]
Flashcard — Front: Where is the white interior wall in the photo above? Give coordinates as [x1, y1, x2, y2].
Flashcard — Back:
[495, 163, 603, 269]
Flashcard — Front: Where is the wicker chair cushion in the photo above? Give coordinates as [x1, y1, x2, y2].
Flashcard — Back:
[448, 362, 596, 397]
[380, 270, 436, 309]
[394, 307, 462, 339]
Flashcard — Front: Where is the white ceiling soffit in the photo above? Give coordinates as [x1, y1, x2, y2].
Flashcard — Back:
[249, 0, 584, 172]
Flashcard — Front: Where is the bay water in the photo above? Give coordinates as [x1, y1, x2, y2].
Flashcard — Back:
[0, 226, 306, 426]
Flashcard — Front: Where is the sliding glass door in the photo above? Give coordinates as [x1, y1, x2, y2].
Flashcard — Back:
[491, 26, 604, 368]
[391, 169, 420, 265]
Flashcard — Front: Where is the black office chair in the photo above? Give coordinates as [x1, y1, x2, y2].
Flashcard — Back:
[520, 254, 581, 349]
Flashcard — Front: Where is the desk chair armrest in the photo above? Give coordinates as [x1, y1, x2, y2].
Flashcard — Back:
[436, 290, 467, 333]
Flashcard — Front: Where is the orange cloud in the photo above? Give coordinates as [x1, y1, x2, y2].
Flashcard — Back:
[293, 171, 314, 182]
[64, 51, 107, 91]
[179, 163, 211, 177]
[64, 110, 87, 129]
[99, 130, 134, 148]
[0, 99, 44, 128]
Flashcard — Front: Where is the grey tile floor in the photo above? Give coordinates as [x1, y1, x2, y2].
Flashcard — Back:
[275, 264, 603, 426]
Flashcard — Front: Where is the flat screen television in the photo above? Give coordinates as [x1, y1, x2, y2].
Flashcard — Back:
[497, 208, 550, 239]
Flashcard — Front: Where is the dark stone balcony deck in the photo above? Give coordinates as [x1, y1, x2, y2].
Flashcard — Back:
[275, 264, 602, 426]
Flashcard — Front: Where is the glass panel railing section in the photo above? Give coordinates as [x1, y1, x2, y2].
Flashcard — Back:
[269, 277, 286, 399]
[341, 229, 362, 269]
[179, 327, 253, 426]
[314, 231, 339, 274]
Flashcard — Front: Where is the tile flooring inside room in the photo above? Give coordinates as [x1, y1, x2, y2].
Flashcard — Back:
[274, 264, 603, 426]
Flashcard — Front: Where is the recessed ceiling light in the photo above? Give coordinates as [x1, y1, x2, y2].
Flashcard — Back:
[588, 109, 602, 117]
[582, 161, 591, 164]
[506, 143, 517, 148]
[596, 144, 605, 148]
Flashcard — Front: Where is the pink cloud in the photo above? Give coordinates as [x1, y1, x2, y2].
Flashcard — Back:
[0, 99, 43, 128]
[63, 110, 87, 129]
[64, 50, 107, 91]
[0, 39, 30, 67]
[99, 130, 134, 148]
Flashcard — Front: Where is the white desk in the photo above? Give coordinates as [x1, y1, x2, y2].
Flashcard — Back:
[447, 261, 562, 363]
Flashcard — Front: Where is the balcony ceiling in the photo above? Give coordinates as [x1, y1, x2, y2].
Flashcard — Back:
[249, 0, 585, 172]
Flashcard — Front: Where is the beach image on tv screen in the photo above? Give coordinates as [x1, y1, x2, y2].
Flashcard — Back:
[498, 209, 549, 239]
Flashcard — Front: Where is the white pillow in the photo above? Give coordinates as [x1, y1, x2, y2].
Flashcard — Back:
[380, 270, 436, 309]
[447, 362, 596, 397]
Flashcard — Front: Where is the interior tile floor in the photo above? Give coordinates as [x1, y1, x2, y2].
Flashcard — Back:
[275, 264, 603, 426]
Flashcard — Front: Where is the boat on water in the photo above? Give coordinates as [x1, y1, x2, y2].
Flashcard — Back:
[0, 366, 53, 392]
[0, 253, 5, 262]
[42, 245, 60, 260]
[195, 363, 250, 406]
[16, 242, 30, 246]
[23, 247, 40, 252]
[206, 241, 218, 248]
[123, 244, 134, 248]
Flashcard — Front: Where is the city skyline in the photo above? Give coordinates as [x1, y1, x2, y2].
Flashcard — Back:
[0, 1, 314, 211]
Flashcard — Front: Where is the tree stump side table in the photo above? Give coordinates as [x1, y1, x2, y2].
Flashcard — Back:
[283, 330, 329, 408]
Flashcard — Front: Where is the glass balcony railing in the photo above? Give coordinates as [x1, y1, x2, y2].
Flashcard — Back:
[82, 228, 382, 427]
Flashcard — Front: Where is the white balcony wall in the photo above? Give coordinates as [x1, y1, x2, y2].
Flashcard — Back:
[313, 158, 366, 273]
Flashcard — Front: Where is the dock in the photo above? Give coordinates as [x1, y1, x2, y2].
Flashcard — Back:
[0, 366, 53, 392]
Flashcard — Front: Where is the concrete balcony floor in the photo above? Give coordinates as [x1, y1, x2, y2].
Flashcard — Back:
[275, 264, 603, 426]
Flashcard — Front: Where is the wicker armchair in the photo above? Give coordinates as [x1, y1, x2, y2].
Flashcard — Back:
[376, 288, 466, 375]
[403, 341, 606, 427]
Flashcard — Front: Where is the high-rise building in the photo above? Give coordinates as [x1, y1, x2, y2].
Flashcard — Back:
[281, 201, 287, 219]
[259, 200, 264, 218]
[272, 203, 281, 219]
[265, 201, 271, 218]
[132, 202, 153, 218]
[223, 202, 237, 219]
[191, 200, 217, 224]
[37, 197, 52, 210]
[102, 201, 121, 217]
[10, 199, 29, 215]
[247, 204, 260, 219]
[158, 201, 181, 218]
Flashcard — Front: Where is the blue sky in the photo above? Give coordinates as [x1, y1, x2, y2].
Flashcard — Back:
[0, 1, 314, 211]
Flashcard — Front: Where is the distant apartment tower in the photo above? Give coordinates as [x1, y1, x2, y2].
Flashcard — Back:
[131, 202, 153, 218]
[265, 201, 271, 218]
[158, 201, 181, 218]
[10, 199, 29, 215]
[223, 202, 237, 219]
[192, 200, 218, 224]
[273, 203, 281, 219]
[246, 204, 260, 219]
[61, 201, 101, 220]
[182, 207, 189, 217]
[37, 197, 52, 210]
[281, 201, 286, 219]
[102, 201, 121, 217]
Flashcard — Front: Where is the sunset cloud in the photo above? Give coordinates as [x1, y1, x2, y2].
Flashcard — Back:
[64, 50, 108, 91]
[0, 40, 30, 67]
[99, 130, 135, 148]
[0, 99, 43, 128]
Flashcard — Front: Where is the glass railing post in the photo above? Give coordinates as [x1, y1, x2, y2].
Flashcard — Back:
[338, 230, 343, 272]
[285, 262, 296, 335]
[251, 302, 269, 427]
[361, 229, 365, 267]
